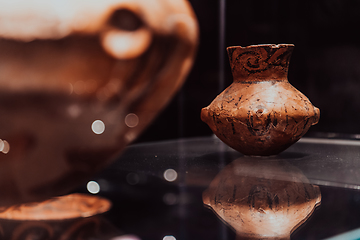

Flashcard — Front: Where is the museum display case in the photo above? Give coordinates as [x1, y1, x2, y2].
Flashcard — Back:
[3, 135, 359, 239]
[1, 0, 360, 239]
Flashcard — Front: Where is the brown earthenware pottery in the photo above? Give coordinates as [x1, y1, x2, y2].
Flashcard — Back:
[201, 44, 320, 156]
[203, 157, 321, 240]
[0, 0, 198, 206]
[0, 194, 124, 239]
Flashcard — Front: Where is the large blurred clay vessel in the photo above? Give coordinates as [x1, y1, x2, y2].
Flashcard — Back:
[0, 0, 198, 206]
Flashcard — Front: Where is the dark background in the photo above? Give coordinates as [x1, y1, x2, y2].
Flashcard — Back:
[136, 0, 360, 143]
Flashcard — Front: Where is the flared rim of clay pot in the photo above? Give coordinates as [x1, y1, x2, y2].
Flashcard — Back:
[227, 43, 295, 50]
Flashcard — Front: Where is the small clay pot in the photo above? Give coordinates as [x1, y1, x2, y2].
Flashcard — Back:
[203, 157, 321, 240]
[201, 44, 319, 156]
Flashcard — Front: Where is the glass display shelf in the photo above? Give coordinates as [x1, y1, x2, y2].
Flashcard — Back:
[73, 136, 360, 240]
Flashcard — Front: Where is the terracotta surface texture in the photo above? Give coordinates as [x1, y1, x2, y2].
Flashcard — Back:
[0, 0, 198, 206]
[201, 44, 320, 156]
[203, 157, 321, 240]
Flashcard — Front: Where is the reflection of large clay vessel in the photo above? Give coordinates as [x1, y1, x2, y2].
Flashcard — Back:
[0, 0, 198, 206]
[203, 157, 321, 240]
[201, 44, 319, 156]
[0, 194, 123, 239]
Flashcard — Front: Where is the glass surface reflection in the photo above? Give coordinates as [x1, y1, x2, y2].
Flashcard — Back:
[0, 194, 124, 239]
[203, 157, 321, 240]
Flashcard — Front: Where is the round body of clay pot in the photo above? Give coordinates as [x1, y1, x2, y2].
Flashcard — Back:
[0, 0, 198, 206]
[201, 44, 319, 156]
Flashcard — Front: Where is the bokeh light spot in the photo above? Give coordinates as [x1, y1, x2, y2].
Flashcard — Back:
[163, 193, 178, 205]
[163, 236, 176, 240]
[125, 113, 139, 128]
[67, 104, 82, 118]
[126, 172, 140, 185]
[87, 181, 100, 194]
[91, 120, 105, 134]
[2, 141, 9, 154]
[0, 140, 10, 154]
[164, 169, 177, 182]
[0, 140, 4, 152]
[111, 235, 141, 240]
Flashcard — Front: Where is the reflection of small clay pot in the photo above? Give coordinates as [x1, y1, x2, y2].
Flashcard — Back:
[203, 157, 321, 240]
[0, 0, 198, 206]
[201, 44, 319, 156]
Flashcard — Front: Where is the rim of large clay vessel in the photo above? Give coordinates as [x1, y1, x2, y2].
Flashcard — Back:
[227, 43, 294, 50]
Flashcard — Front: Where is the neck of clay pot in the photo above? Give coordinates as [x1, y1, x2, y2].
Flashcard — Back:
[227, 44, 294, 82]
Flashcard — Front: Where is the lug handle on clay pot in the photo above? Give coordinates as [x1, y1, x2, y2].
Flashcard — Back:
[101, 5, 152, 59]
[312, 107, 320, 125]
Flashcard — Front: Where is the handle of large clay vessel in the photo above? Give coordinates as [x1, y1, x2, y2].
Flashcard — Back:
[101, 6, 152, 59]
[312, 107, 320, 125]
